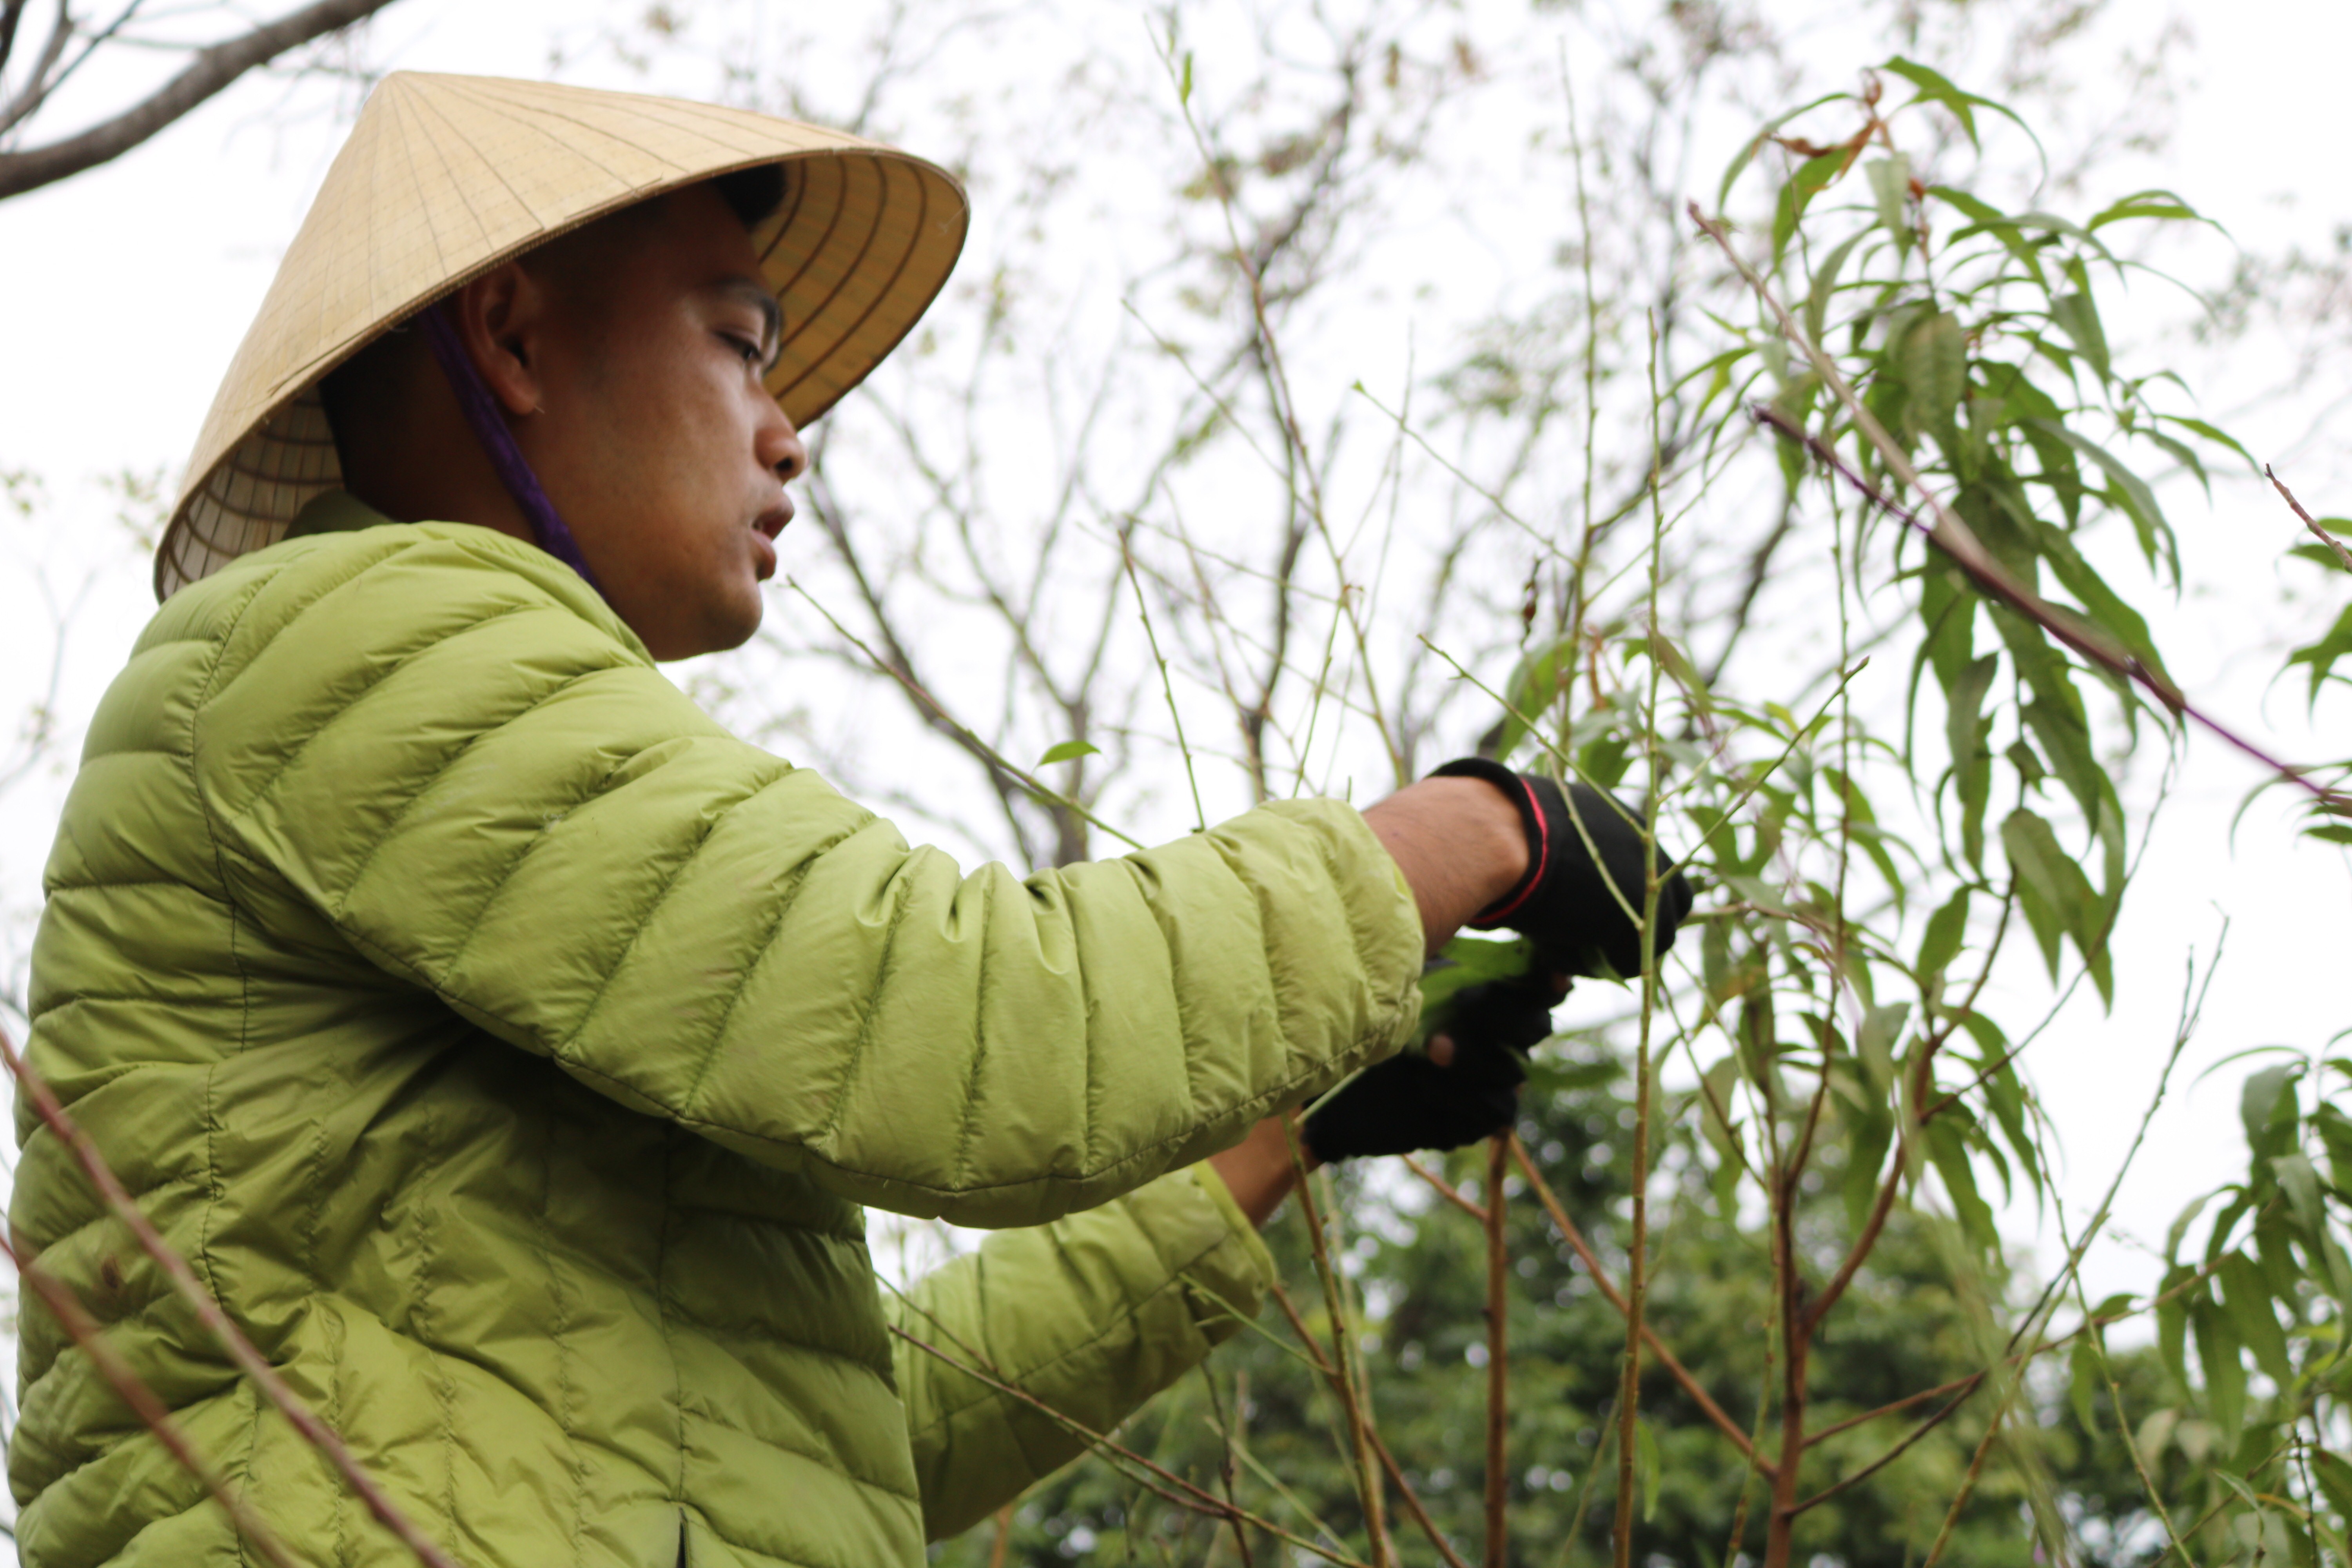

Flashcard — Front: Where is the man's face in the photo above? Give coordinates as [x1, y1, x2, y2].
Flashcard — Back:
[512, 185, 806, 660]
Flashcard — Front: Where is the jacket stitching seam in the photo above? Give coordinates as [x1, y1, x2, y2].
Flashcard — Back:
[229, 595, 550, 824]
[945, 870, 995, 1192]
[809, 867, 915, 1151]
[540, 778, 762, 1063]
[325, 652, 621, 922]
[186, 571, 267, 1568]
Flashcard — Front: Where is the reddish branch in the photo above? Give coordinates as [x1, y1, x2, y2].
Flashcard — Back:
[0, 1235, 298, 1566]
[1, 1027, 461, 1568]
[0, 0, 399, 200]
[1688, 204, 2345, 817]
[1745, 403, 2348, 816]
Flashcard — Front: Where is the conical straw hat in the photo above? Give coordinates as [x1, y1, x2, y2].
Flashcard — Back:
[157, 71, 968, 599]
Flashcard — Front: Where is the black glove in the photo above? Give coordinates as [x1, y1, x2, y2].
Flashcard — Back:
[1303, 975, 1557, 1162]
[1431, 757, 1694, 980]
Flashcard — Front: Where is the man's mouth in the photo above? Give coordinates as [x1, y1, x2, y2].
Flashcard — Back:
[754, 501, 792, 540]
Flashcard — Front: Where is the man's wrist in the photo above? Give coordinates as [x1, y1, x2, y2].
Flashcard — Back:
[1361, 773, 1530, 954]
[1426, 758, 1547, 924]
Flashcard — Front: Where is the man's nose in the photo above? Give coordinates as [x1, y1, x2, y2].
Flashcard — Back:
[759, 402, 809, 485]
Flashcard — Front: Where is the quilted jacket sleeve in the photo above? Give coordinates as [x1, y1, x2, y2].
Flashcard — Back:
[887, 1163, 1272, 1540]
[189, 526, 1424, 1227]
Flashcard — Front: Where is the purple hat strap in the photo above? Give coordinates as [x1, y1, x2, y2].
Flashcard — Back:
[418, 304, 604, 595]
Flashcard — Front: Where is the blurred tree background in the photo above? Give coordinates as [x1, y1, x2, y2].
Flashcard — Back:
[4, 2, 2351, 1565]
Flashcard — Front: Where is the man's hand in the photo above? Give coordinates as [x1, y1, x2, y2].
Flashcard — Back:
[1301, 972, 1563, 1162]
[1430, 758, 1694, 980]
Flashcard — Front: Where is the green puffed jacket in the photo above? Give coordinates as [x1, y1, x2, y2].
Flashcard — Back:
[9, 507, 1425, 1567]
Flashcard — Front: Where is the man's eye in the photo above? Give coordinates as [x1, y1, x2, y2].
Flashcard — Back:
[723, 333, 763, 365]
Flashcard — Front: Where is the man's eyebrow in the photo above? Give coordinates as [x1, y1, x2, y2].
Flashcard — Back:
[716, 276, 784, 367]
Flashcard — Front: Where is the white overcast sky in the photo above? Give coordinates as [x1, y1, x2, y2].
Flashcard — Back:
[0, 0, 2347, 1316]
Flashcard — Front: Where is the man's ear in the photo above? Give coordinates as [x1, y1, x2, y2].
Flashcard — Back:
[449, 262, 550, 419]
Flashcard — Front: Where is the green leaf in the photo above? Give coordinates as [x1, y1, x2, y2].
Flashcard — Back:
[2027, 420, 2178, 580]
[1880, 56, 2034, 154]
[1804, 229, 1871, 349]
[1773, 150, 1847, 263]
[1634, 1415, 1662, 1521]
[2310, 1101, 2352, 1192]
[1844, 1093, 1895, 1233]
[2134, 1406, 2179, 1470]
[1925, 1116, 1997, 1253]
[1900, 310, 1968, 443]
[1494, 637, 1575, 764]
[2087, 188, 2205, 230]
[2239, 1062, 2302, 1162]
[1915, 887, 1972, 984]
[2273, 1151, 2325, 1233]
[2165, 1193, 2214, 1267]
[2218, 1252, 2293, 1389]
[2048, 292, 2112, 383]
[2287, 603, 2352, 708]
[2000, 808, 2111, 998]
[1945, 654, 1999, 870]
[2191, 1296, 2247, 1440]
[1858, 1004, 1908, 1096]
[1418, 936, 1535, 1045]
[1179, 50, 1194, 106]
[2156, 1265, 2194, 1390]
[1865, 153, 1913, 240]
[2068, 1334, 2103, 1434]
[1038, 740, 1102, 766]
[1928, 186, 2048, 287]
[2159, 413, 2259, 474]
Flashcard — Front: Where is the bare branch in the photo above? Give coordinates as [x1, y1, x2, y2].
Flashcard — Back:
[0, 0, 397, 200]
[0, 0, 72, 138]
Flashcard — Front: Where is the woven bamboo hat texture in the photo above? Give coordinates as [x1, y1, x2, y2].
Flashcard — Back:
[157, 71, 968, 599]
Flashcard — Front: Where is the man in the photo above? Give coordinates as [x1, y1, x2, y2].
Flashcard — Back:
[11, 73, 1682, 1566]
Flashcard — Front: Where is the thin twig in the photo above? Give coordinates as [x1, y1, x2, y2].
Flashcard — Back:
[1510, 1138, 1772, 1476]
[1484, 1134, 1511, 1568]
[2268, 465, 2352, 573]
[1286, 1124, 1392, 1568]
[1, 1028, 460, 1568]
[1122, 539, 1208, 831]
[787, 579, 1146, 850]
[1403, 1153, 1488, 1223]
[1919, 1379, 2018, 1568]
[1790, 1390, 1976, 1515]
[886, 1321, 1371, 1568]
[1269, 1282, 1476, 1568]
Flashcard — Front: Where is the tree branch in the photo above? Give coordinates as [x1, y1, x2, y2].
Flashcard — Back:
[0, 0, 396, 200]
